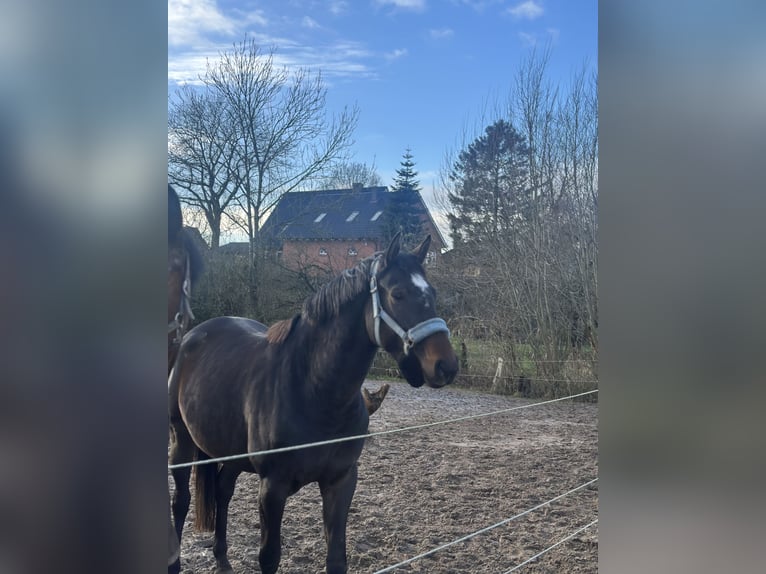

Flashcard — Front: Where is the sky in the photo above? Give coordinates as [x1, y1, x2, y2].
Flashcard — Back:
[168, 0, 597, 242]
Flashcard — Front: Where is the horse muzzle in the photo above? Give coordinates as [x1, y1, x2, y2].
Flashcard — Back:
[398, 331, 459, 388]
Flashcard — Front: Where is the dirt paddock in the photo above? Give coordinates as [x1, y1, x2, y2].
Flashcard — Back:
[172, 380, 598, 573]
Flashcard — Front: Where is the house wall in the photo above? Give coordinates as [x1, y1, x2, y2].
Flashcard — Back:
[420, 218, 446, 253]
[280, 240, 380, 273]
[280, 231, 445, 273]
[277, 209, 445, 274]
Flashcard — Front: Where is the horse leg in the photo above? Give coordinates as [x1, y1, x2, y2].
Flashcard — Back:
[168, 499, 181, 574]
[168, 424, 195, 552]
[212, 465, 241, 574]
[319, 465, 359, 574]
[257, 477, 289, 574]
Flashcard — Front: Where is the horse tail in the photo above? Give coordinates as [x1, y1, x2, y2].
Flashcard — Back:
[192, 450, 217, 532]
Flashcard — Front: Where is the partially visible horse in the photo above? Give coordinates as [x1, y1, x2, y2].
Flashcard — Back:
[363, 382, 390, 415]
[168, 184, 203, 573]
[168, 184, 203, 374]
[169, 233, 458, 574]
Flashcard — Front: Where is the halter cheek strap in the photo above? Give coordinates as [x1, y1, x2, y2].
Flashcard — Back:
[369, 257, 450, 355]
[168, 251, 196, 344]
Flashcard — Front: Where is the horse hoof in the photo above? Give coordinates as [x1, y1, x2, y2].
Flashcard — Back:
[201, 536, 214, 548]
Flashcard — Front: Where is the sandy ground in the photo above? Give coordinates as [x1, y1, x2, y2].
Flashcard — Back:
[172, 381, 598, 573]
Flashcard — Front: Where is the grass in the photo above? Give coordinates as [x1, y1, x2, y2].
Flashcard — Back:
[368, 337, 598, 401]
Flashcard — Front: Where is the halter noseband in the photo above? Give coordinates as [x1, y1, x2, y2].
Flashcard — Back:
[168, 251, 195, 344]
[369, 256, 450, 355]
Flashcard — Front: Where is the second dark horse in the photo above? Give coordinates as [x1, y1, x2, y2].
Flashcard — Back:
[168, 233, 458, 574]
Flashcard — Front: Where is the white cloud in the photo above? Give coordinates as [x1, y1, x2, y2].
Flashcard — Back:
[518, 31, 537, 47]
[376, 0, 427, 12]
[168, 4, 388, 87]
[516, 27, 559, 48]
[169, 36, 379, 87]
[508, 1, 544, 20]
[238, 10, 268, 27]
[455, 0, 505, 13]
[329, 1, 348, 15]
[168, 50, 216, 85]
[168, 0, 240, 47]
[429, 28, 454, 39]
[385, 48, 409, 61]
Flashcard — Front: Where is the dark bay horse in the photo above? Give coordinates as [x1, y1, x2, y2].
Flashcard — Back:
[168, 184, 203, 375]
[168, 233, 458, 574]
[168, 184, 203, 573]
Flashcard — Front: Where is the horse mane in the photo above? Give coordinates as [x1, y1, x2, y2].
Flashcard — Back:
[168, 184, 183, 242]
[302, 256, 375, 325]
[180, 229, 204, 284]
[266, 316, 299, 345]
[169, 185, 205, 284]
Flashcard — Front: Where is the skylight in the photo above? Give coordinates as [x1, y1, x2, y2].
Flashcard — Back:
[371, 210, 383, 221]
[346, 211, 359, 222]
[314, 213, 327, 223]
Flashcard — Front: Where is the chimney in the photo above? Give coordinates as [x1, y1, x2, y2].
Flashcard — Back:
[351, 182, 363, 191]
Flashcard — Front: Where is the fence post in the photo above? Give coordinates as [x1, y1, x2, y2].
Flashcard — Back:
[491, 357, 504, 393]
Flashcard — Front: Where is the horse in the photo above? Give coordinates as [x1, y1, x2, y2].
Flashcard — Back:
[168, 184, 203, 375]
[362, 382, 390, 415]
[168, 232, 458, 574]
[168, 184, 203, 573]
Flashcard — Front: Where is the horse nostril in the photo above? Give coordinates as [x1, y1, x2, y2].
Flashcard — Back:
[436, 359, 458, 382]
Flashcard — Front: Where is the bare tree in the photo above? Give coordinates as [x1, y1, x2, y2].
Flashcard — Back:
[204, 40, 358, 310]
[437, 48, 598, 390]
[171, 39, 359, 312]
[511, 42, 560, 210]
[320, 161, 382, 189]
[168, 86, 237, 249]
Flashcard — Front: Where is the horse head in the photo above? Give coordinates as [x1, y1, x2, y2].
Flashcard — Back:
[366, 233, 459, 388]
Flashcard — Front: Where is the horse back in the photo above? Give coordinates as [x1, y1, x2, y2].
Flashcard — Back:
[171, 317, 269, 459]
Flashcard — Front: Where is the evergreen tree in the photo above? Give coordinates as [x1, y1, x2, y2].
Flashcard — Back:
[447, 120, 529, 246]
[382, 147, 425, 247]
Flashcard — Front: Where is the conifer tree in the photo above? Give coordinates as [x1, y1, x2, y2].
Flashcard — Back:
[447, 120, 529, 246]
[383, 147, 425, 247]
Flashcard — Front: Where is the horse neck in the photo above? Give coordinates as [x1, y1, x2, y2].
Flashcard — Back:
[305, 295, 378, 406]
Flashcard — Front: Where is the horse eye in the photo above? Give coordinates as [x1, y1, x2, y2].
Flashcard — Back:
[390, 290, 405, 301]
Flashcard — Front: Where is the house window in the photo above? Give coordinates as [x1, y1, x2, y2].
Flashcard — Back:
[370, 210, 383, 221]
[314, 213, 327, 223]
[319, 247, 328, 256]
[348, 247, 358, 256]
[426, 251, 436, 265]
[346, 211, 359, 222]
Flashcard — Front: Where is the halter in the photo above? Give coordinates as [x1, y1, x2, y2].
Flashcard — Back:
[168, 251, 195, 344]
[369, 256, 450, 355]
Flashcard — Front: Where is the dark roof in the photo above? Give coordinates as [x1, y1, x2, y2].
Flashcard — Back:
[261, 186, 393, 242]
[183, 226, 209, 251]
[217, 241, 249, 255]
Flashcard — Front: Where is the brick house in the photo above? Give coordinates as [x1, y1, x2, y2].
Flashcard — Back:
[260, 185, 446, 273]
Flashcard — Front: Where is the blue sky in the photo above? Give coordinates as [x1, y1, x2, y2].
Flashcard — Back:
[168, 0, 596, 238]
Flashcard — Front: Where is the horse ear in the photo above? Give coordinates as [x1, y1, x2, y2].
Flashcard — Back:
[412, 235, 431, 264]
[384, 232, 401, 267]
